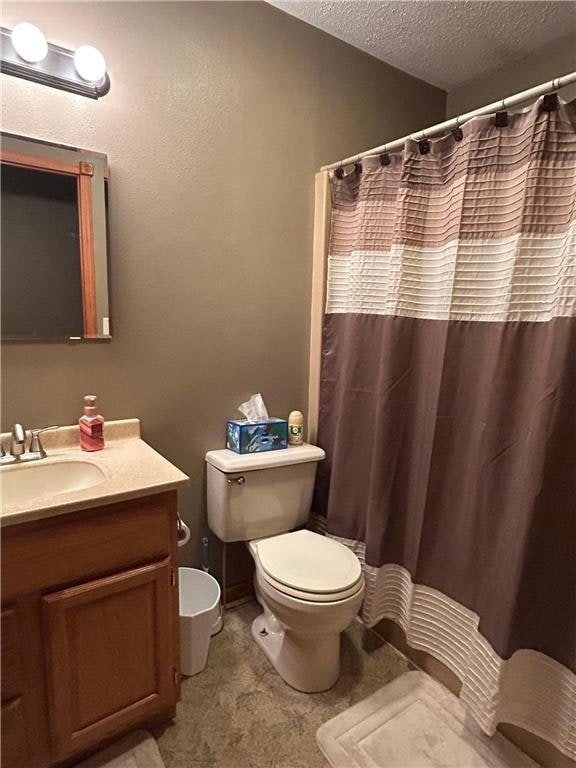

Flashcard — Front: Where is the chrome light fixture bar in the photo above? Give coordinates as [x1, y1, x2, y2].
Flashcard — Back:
[0, 26, 110, 99]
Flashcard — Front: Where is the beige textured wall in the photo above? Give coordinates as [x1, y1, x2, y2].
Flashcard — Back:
[1, 1, 445, 570]
[447, 34, 576, 117]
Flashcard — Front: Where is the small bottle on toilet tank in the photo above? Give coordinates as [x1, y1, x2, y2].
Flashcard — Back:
[288, 410, 304, 446]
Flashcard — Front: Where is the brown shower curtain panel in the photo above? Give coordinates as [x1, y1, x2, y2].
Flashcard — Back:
[315, 98, 576, 758]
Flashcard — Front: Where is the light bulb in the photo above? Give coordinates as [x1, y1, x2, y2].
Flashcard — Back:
[11, 22, 48, 64]
[74, 45, 106, 83]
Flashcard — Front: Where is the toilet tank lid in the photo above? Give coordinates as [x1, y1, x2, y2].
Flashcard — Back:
[205, 444, 325, 472]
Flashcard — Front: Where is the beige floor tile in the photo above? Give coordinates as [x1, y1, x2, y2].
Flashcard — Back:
[155, 601, 412, 768]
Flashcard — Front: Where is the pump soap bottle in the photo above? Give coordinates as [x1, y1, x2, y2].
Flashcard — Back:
[79, 395, 105, 451]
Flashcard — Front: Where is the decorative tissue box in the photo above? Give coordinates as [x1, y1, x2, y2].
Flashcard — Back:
[226, 418, 288, 454]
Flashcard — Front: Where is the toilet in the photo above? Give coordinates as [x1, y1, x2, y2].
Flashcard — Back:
[205, 444, 364, 693]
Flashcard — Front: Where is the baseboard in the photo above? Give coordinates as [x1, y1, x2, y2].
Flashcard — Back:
[223, 579, 254, 607]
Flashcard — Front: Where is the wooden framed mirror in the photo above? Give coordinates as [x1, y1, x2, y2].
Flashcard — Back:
[1, 133, 110, 341]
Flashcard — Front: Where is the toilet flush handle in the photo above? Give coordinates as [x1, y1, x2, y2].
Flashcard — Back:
[227, 475, 245, 485]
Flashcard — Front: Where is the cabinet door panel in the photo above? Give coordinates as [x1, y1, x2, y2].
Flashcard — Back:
[1, 608, 22, 702]
[42, 559, 176, 760]
[0, 598, 50, 768]
[1, 698, 28, 768]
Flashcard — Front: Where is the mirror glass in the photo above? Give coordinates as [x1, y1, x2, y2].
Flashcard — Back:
[1, 133, 111, 341]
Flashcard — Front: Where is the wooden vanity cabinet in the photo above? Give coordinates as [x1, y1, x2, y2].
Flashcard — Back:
[1, 491, 181, 768]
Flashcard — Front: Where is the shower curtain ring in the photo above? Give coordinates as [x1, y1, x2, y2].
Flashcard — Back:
[495, 100, 509, 127]
[379, 146, 391, 166]
[452, 117, 464, 142]
[418, 133, 431, 155]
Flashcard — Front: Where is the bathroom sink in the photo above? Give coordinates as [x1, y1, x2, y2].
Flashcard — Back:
[1, 460, 106, 507]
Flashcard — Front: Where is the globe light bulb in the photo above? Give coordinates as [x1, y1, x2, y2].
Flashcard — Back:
[11, 22, 48, 64]
[74, 45, 106, 83]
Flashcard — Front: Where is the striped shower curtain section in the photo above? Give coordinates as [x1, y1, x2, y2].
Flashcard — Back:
[314, 97, 576, 759]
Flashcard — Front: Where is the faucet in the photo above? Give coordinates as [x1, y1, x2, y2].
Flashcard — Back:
[10, 423, 26, 458]
[0, 424, 59, 465]
[27, 426, 59, 460]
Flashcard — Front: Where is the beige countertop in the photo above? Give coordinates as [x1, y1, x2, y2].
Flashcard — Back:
[0, 419, 189, 527]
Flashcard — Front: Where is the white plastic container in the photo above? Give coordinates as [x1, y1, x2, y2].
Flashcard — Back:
[179, 568, 221, 676]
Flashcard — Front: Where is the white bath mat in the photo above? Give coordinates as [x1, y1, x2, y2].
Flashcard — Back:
[317, 671, 539, 768]
[73, 730, 165, 768]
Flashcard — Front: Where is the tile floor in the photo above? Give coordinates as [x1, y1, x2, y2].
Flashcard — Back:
[155, 600, 413, 768]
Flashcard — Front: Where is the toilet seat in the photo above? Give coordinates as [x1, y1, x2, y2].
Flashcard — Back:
[252, 529, 363, 603]
[258, 569, 364, 602]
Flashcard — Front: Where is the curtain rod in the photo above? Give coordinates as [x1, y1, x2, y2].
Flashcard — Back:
[321, 70, 576, 172]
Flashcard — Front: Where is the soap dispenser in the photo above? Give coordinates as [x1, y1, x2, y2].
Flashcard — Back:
[79, 394, 105, 451]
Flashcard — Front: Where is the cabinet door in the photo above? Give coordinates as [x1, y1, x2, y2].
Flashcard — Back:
[42, 559, 176, 761]
[1, 600, 50, 768]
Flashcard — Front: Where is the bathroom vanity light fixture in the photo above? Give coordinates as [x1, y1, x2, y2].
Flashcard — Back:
[11, 23, 48, 64]
[73, 45, 107, 84]
[1, 25, 110, 99]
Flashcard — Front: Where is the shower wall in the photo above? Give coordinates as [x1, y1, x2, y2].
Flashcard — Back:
[447, 33, 576, 116]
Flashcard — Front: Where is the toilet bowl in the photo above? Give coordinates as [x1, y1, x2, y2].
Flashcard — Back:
[249, 530, 365, 692]
[205, 444, 364, 692]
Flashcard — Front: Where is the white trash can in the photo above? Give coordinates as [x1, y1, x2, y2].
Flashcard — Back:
[179, 568, 221, 677]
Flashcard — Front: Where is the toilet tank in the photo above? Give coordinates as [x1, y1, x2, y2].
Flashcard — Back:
[205, 444, 325, 542]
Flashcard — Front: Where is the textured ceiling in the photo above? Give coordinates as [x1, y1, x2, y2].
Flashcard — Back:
[268, 1, 576, 90]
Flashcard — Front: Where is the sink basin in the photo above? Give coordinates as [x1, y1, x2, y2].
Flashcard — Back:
[1, 460, 106, 507]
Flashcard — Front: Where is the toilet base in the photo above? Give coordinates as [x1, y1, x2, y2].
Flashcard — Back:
[251, 610, 340, 693]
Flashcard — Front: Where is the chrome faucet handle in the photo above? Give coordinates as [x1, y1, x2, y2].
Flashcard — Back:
[10, 423, 26, 457]
[29, 426, 59, 456]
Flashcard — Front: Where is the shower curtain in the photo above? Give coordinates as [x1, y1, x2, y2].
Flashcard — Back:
[314, 97, 576, 758]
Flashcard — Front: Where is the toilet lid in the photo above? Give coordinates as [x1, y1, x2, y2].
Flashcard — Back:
[255, 530, 362, 595]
